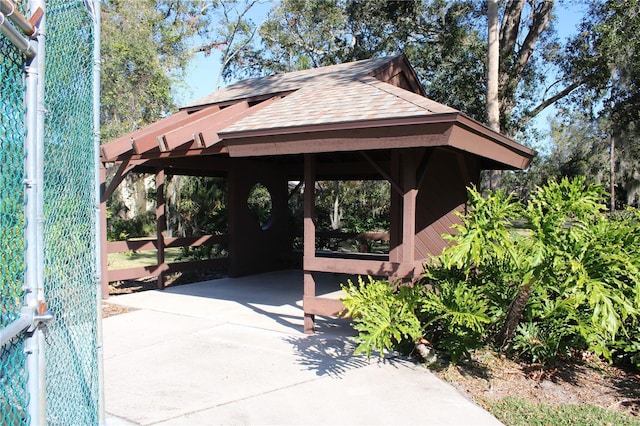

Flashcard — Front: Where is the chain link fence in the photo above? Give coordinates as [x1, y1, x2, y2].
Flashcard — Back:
[43, 1, 99, 424]
[0, 0, 100, 424]
[0, 2, 29, 423]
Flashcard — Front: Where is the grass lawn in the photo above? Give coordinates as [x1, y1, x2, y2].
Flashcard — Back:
[487, 397, 640, 426]
[107, 248, 184, 270]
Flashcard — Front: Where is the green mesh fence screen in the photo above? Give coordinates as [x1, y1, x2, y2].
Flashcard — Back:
[42, 1, 99, 424]
[1, 1, 98, 424]
[0, 7, 29, 425]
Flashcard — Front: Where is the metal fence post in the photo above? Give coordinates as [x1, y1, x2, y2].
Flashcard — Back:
[92, 0, 105, 423]
[34, 0, 47, 422]
[24, 0, 45, 422]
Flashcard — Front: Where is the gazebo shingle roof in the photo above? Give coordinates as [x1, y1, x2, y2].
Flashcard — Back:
[183, 54, 455, 133]
[100, 54, 534, 170]
[183, 55, 410, 108]
[220, 76, 456, 134]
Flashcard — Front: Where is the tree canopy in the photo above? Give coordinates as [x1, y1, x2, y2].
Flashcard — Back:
[225, 0, 574, 137]
[100, 0, 211, 141]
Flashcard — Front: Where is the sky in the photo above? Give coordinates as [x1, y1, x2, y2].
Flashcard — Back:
[175, 1, 588, 146]
[174, 1, 274, 106]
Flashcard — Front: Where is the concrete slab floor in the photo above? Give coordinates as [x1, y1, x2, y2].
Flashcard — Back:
[103, 270, 502, 425]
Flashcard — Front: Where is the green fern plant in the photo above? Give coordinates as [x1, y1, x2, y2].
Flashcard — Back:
[341, 276, 422, 359]
[420, 280, 491, 363]
[441, 186, 520, 272]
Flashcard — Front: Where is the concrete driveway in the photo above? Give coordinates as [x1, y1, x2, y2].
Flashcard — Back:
[102, 270, 501, 425]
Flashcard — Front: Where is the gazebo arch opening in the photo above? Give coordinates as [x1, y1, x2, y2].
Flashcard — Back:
[247, 182, 274, 231]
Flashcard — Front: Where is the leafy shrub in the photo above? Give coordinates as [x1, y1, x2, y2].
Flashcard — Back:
[341, 276, 422, 359]
[107, 210, 155, 241]
[341, 178, 640, 368]
[420, 279, 491, 363]
[511, 321, 583, 365]
[177, 244, 227, 261]
[440, 178, 640, 366]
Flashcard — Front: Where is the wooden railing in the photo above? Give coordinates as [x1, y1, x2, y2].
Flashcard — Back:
[310, 230, 390, 253]
[106, 231, 389, 285]
[106, 234, 228, 283]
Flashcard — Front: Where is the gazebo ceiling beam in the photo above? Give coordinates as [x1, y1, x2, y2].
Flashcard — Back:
[101, 157, 145, 202]
[415, 148, 434, 189]
[122, 144, 228, 162]
[455, 152, 472, 185]
[140, 156, 231, 173]
[288, 180, 304, 200]
[360, 151, 403, 196]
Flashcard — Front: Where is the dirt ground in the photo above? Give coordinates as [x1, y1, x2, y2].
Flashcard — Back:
[101, 273, 639, 420]
[432, 349, 640, 419]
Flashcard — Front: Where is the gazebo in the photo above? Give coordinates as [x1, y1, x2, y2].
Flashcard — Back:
[100, 54, 534, 333]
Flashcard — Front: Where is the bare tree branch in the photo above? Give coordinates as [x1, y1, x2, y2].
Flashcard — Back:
[215, 0, 260, 88]
[217, 25, 258, 89]
[516, 78, 585, 129]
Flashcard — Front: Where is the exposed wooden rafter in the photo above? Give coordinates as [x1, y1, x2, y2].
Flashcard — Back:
[360, 151, 403, 196]
[160, 100, 251, 151]
[101, 158, 145, 202]
[415, 148, 434, 189]
[132, 105, 221, 154]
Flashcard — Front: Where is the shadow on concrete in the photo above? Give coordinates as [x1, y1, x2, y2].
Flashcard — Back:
[161, 269, 356, 334]
[282, 315, 413, 378]
[283, 332, 367, 377]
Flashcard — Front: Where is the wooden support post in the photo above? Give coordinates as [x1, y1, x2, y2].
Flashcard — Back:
[389, 151, 402, 263]
[100, 165, 109, 299]
[303, 154, 316, 334]
[401, 151, 417, 267]
[156, 168, 166, 289]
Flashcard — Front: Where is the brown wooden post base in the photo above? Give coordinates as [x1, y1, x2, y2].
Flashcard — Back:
[304, 313, 315, 335]
[303, 271, 315, 334]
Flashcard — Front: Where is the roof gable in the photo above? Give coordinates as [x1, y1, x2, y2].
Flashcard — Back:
[182, 54, 425, 109]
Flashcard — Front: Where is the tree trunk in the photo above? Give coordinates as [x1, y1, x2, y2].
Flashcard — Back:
[487, 0, 500, 190]
[610, 133, 616, 212]
[498, 0, 555, 135]
[487, 0, 500, 132]
[495, 282, 532, 349]
[330, 181, 341, 230]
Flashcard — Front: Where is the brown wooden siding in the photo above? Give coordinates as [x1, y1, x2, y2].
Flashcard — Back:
[414, 150, 478, 260]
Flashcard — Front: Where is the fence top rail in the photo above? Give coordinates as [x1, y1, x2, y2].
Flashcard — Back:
[0, 0, 41, 36]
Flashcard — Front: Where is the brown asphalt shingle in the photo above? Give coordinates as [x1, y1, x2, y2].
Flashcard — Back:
[220, 78, 450, 133]
[184, 55, 459, 134]
[183, 56, 402, 109]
